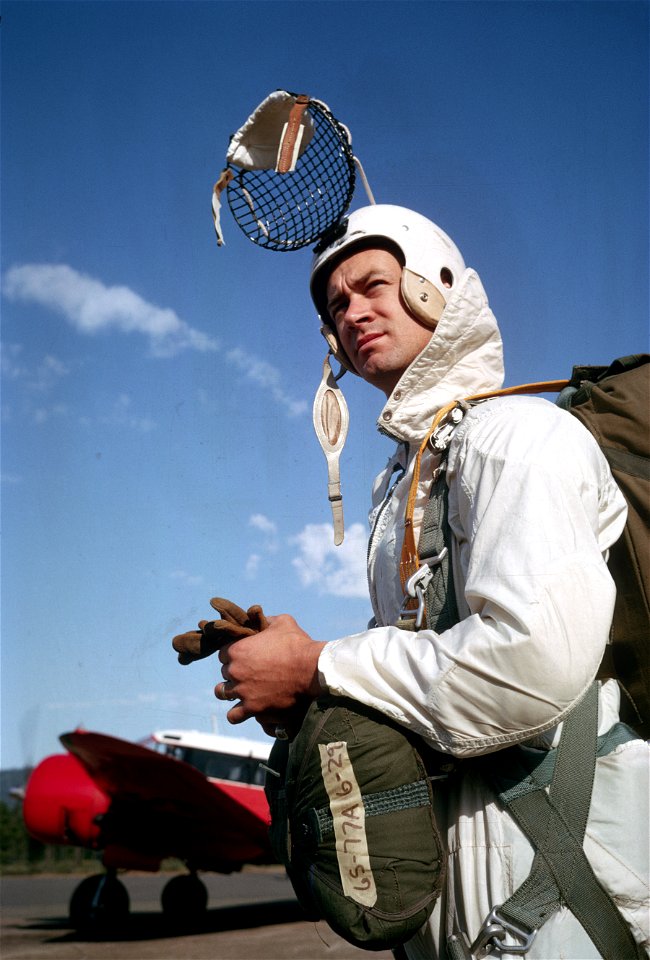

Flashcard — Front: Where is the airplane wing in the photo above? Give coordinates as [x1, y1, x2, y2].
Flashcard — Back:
[25, 730, 275, 871]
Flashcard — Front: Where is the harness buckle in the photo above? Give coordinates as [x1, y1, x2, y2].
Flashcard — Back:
[430, 402, 468, 451]
[471, 908, 537, 958]
[399, 550, 448, 629]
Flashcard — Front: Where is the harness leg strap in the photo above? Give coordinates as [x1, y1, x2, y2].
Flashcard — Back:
[474, 683, 644, 959]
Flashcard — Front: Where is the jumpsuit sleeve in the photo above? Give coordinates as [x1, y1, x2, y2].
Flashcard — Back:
[317, 398, 627, 756]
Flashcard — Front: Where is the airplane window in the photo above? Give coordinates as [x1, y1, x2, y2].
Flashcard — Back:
[191, 749, 262, 784]
[180, 748, 208, 774]
[160, 745, 266, 785]
[205, 753, 244, 781]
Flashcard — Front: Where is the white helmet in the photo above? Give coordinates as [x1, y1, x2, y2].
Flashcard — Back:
[310, 204, 466, 372]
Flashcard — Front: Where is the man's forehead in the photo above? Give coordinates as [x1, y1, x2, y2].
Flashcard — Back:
[325, 245, 401, 293]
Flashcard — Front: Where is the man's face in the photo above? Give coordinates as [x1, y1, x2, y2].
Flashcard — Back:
[326, 247, 433, 396]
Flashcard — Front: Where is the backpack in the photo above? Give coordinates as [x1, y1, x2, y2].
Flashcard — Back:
[264, 695, 449, 951]
[559, 355, 650, 737]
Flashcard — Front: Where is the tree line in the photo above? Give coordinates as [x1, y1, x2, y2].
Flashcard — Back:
[0, 801, 99, 874]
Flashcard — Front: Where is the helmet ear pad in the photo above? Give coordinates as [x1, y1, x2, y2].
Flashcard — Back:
[400, 268, 446, 329]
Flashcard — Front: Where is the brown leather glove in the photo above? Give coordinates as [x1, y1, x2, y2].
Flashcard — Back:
[172, 597, 268, 665]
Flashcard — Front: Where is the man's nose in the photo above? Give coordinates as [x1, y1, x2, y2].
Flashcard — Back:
[340, 294, 371, 326]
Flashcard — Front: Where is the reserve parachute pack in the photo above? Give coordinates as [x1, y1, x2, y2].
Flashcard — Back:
[264, 695, 448, 951]
[173, 598, 449, 951]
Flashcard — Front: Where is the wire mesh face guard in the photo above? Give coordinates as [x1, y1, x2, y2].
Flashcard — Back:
[210, 90, 374, 544]
[219, 93, 357, 251]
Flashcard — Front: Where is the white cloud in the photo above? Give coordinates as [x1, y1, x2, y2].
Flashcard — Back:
[170, 569, 205, 587]
[33, 403, 69, 424]
[249, 513, 278, 536]
[2, 343, 73, 421]
[291, 522, 368, 599]
[105, 393, 156, 432]
[226, 347, 308, 418]
[3, 266, 308, 419]
[245, 514, 280, 580]
[79, 393, 156, 432]
[1, 342, 26, 381]
[245, 553, 261, 578]
[3, 263, 219, 358]
[33, 354, 70, 386]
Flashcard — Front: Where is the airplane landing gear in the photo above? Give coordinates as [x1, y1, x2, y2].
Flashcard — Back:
[69, 869, 130, 930]
[161, 872, 208, 925]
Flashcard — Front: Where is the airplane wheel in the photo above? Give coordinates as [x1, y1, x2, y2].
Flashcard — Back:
[69, 872, 130, 930]
[161, 873, 208, 924]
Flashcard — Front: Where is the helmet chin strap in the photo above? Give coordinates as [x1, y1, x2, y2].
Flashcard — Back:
[312, 267, 445, 545]
[313, 354, 350, 545]
[320, 323, 355, 373]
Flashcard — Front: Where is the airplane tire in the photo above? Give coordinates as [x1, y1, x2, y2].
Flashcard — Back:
[69, 872, 130, 930]
[161, 873, 208, 924]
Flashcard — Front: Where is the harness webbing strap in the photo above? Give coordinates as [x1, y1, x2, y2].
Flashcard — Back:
[418, 471, 460, 633]
[399, 409, 448, 595]
[491, 684, 644, 959]
[399, 380, 570, 595]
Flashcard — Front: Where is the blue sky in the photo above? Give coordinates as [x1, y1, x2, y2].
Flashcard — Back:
[2, 1, 648, 771]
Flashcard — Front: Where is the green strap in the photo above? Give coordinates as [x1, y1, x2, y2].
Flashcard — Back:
[418, 469, 459, 632]
[310, 779, 431, 841]
[494, 684, 643, 959]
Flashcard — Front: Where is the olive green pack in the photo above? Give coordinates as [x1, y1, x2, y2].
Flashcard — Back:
[264, 695, 448, 951]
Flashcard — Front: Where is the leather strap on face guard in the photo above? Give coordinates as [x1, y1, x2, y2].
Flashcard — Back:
[226, 90, 315, 173]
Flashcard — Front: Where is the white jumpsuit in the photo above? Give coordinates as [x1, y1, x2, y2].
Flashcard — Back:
[317, 268, 650, 958]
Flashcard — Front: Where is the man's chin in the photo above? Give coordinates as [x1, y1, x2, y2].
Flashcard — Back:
[356, 361, 401, 396]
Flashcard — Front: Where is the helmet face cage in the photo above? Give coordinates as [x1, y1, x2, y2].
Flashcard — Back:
[226, 99, 356, 252]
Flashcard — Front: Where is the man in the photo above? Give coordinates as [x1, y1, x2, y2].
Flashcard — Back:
[213, 206, 649, 957]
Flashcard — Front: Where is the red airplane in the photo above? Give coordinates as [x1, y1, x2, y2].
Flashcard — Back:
[22, 727, 276, 928]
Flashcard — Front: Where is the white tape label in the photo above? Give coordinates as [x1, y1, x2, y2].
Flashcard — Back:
[318, 741, 377, 907]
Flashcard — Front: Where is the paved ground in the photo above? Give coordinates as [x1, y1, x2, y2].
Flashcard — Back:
[0, 869, 395, 959]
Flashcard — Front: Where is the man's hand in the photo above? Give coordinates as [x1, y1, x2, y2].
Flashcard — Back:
[216, 614, 326, 732]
